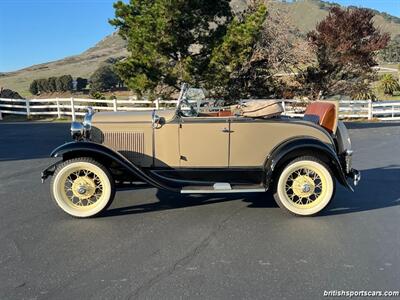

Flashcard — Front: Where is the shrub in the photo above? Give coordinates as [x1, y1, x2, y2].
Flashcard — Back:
[55, 77, 64, 91]
[90, 91, 106, 100]
[29, 80, 39, 95]
[76, 77, 88, 91]
[379, 74, 400, 95]
[36, 78, 49, 93]
[351, 90, 377, 101]
[48, 77, 57, 92]
[59, 75, 73, 91]
[89, 65, 119, 93]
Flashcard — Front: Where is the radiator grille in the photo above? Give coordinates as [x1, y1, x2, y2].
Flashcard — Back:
[103, 132, 145, 162]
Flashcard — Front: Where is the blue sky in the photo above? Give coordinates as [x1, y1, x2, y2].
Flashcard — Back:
[0, 0, 399, 72]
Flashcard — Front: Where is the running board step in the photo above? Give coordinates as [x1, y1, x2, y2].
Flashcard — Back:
[181, 183, 266, 194]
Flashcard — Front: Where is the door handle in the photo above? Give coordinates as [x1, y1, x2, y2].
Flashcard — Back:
[222, 128, 233, 133]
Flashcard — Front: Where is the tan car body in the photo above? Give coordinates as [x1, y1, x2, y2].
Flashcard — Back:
[91, 110, 334, 169]
[42, 97, 361, 217]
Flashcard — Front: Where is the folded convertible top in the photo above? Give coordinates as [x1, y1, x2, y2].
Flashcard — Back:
[239, 100, 283, 118]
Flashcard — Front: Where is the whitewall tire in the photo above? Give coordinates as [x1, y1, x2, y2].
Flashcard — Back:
[51, 158, 115, 218]
[273, 156, 335, 216]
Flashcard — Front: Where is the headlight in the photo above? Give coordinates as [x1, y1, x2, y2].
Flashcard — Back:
[71, 107, 94, 141]
[71, 122, 84, 140]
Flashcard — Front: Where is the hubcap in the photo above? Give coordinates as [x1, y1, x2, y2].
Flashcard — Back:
[77, 186, 87, 195]
[64, 169, 104, 207]
[302, 183, 311, 193]
[292, 175, 316, 198]
[284, 167, 325, 208]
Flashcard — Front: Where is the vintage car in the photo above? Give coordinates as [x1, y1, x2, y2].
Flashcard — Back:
[42, 85, 360, 218]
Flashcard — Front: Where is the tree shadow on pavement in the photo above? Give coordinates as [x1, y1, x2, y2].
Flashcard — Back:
[0, 123, 70, 161]
[102, 166, 400, 218]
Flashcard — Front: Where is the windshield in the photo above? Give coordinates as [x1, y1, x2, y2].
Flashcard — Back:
[177, 85, 221, 117]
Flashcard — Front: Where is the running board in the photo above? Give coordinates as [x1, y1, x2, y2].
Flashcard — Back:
[181, 183, 267, 194]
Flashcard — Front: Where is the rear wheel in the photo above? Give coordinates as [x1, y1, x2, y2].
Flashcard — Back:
[273, 156, 335, 216]
[51, 158, 115, 218]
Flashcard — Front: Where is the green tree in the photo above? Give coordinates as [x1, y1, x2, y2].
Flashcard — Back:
[109, 0, 232, 97]
[48, 77, 57, 92]
[89, 65, 120, 92]
[57, 75, 73, 92]
[29, 80, 39, 95]
[36, 78, 49, 93]
[55, 77, 63, 92]
[76, 77, 88, 91]
[205, 4, 268, 100]
[301, 7, 390, 99]
[379, 74, 400, 95]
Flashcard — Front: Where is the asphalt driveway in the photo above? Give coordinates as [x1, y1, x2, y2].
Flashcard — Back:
[0, 122, 399, 299]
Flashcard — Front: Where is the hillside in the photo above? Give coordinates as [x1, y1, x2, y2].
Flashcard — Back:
[278, 0, 400, 37]
[0, 0, 399, 97]
[0, 32, 128, 97]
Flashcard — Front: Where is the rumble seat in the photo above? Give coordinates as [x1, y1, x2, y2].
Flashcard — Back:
[304, 101, 338, 133]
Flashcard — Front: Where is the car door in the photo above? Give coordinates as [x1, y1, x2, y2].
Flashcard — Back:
[229, 118, 273, 167]
[179, 117, 230, 167]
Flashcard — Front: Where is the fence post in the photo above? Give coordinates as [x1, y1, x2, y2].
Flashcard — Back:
[392, 105, 395, 119]
[281, 100, 286, 114]
[70, 97, 76, 121]
[113, 98, 118, 112]
[25, 99, 30, 119]
[155, 98, 160, 110]
[368, 99, 372, 120]
[56, 97, 61, 119]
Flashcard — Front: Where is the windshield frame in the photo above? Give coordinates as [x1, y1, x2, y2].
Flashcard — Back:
[176, 84, 201, 118]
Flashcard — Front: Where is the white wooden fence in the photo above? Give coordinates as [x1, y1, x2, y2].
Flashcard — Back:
[1, 97, 400, 121]
[0, 98, 178, 121]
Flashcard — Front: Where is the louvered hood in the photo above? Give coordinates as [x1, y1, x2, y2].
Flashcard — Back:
[90, 110, 176, 167]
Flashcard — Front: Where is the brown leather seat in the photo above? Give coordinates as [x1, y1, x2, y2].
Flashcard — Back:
[199, 110, 233, 117]
[218, 110, 233, 117]
[304, 102, 337, 133]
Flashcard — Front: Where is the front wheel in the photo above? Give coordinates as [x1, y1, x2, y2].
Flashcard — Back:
[273, 156, 335, 216]
[51, 158, 115, 218]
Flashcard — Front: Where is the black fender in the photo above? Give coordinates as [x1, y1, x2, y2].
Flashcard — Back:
[41, 141, 179, 192]
[264, 137, 353, 191]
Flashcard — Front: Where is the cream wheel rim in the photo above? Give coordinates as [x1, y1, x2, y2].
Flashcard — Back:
[277, 160, 333, 215]
[285, 167, 326, 209]
[53, 162, 111, 217]
[65, 169, 103, 206]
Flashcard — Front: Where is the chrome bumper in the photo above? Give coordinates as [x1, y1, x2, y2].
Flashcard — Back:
[344, 149, 353, 174]
[349, 168, 361, 186]
[341, 150, 361, 187]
